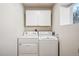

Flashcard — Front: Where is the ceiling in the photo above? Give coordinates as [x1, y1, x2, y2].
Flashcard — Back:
[23, 3, 54, 8]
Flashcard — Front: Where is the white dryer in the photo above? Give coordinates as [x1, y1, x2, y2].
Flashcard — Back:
[39, 31, 58, 56]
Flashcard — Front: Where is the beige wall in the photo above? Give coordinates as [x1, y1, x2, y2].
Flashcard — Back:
[59, 24, 79, 56]
[0, 3, 24, 56]
[52, 4, 60, 33]
[53, 3, 79, 56]
[52, 3, 73, 34]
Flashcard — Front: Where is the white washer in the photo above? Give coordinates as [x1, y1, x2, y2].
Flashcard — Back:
[17, 31, 38, 56]
[39, 32, 58, 56]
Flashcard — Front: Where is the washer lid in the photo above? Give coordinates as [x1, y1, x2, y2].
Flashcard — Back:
[39, 36, 58, 40]
[18, 35, 38, 39]
[24, 31, 38, 36]
[39, 31, 52, 36]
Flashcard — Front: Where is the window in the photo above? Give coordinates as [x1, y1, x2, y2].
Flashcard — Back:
[59, 3, 79, 25]
[25, 10, 51, 26]
[60, 6, 72, 25]
[73, 4, 79, 24]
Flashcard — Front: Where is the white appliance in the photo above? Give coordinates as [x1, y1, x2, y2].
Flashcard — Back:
[39, 31, 58, 56]
[17, 31, 38, 56]
[17, 31, 58, 56]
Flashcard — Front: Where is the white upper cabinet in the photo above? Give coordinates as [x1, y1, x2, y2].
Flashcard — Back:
[26, 10, 51, 26]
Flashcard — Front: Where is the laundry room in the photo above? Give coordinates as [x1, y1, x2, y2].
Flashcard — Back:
[0, 2, 79, 56]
